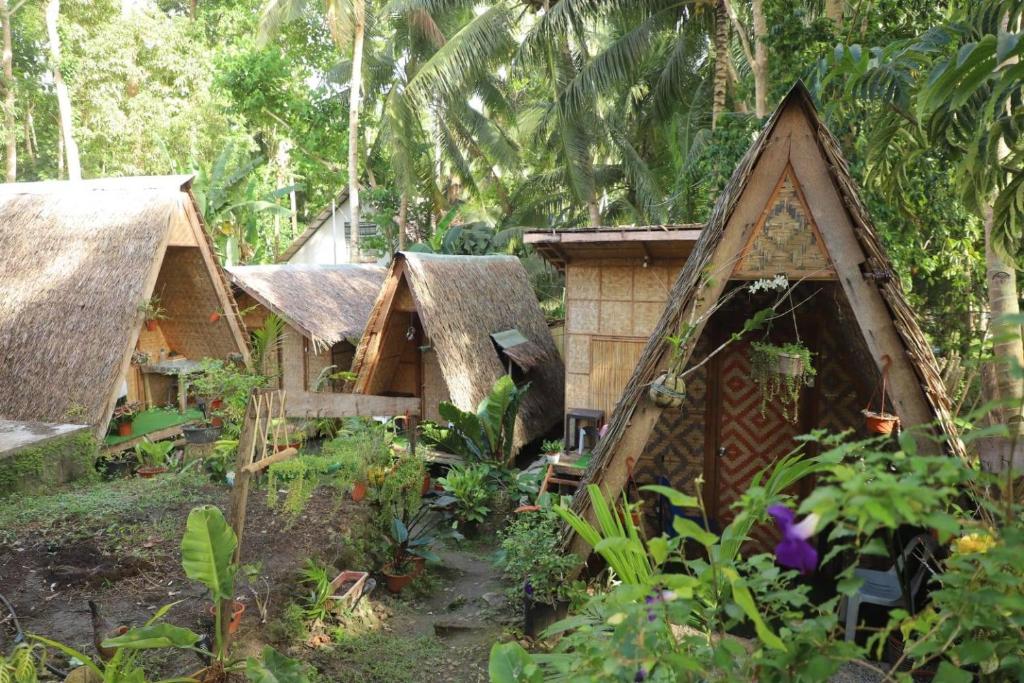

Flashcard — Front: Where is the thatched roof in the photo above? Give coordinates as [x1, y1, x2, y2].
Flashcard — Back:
[352, 252, 564, 447]
[0, 175, 246, 435]
[226, 264, 385, 347]
[578, 83, 963, 517]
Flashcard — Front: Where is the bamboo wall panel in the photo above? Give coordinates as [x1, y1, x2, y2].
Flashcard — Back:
[733, 170, 835, 280]
[421, 346, 449, 421]
[281, 326, 306, 394]
[306, 346, 333, 392]
[590, 338, 646, 419]
[156, 247, 239, 361]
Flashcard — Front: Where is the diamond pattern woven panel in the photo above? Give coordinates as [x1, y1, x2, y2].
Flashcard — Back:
[816, 319, 866, 434]
[733, 168, 836, 280]
[717, 340, 800, 551]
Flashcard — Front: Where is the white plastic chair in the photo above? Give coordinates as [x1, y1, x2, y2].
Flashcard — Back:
[839, 534, 938, 641]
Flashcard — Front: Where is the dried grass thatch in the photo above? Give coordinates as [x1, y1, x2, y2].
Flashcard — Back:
[227, 264, 385, 348]
[352, 252, 564, 447]
[577, 83, 963, 520]
[0, 175, 245, 435]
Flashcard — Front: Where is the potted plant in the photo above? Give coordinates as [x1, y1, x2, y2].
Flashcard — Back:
[134, 438, 173, 477]
[96, 451, 135, 479]
[137, 296, 167, 331]
[541, 439, 563, 464]
[864, 354, 900, 434]
[437, 464, 492, 535]
[749, 340, 816, 422]
[498, 507, 580, 638]
[110, 402, 140, 437]
[650, 325, 693, 409]
[183, 421, 223, 444]
[130, 350, 150, 366]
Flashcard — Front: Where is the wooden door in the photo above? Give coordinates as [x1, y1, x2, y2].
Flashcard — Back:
[713, 340, 800, 550]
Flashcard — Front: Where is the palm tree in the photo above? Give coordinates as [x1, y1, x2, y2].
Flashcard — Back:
[261, 0, 370, 257]
[829, 0, 1024, 470]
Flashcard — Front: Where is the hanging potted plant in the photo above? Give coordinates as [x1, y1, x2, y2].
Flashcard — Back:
[649, 324, 693, 409]
[137, 296, 167, 331]
[863, 354, 900, 434]
[750, 341, 816, 422]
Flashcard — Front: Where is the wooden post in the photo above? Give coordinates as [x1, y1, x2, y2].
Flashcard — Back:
[408, 412, 417, 456]
[227, 391, 261, 566]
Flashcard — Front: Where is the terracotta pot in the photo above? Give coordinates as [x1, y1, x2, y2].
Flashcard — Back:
[209, 311, 221, 323]
[383, 565, 414, 594]
[864, 410, 900, 435]
[649, 372, 686, 408]
[137, 466, 168, 479]
[420, 473, 431, 497]
[117, 422, 133, 437]
[774, 352, 805, 377]
[209, 601, 246, 635]
[145, 320, 157, 332]
[209, 398, 224, 411]
[411, 556, 426, 576]
[351, 481, 367, 502]
[210, 416, 224, 428]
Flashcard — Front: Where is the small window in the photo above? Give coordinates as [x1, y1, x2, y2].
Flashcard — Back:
[491, 328, 545, 383]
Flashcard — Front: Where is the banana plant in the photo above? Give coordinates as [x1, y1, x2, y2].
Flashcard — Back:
[181, 505, 237, 663]
[436, 375, 529, 466]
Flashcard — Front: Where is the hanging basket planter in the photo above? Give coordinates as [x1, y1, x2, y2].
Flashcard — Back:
[774, 352, 805, 377]
[649, 372, 687, 408]
[863, 410, 900, 434]
[865, 354, 900, 435]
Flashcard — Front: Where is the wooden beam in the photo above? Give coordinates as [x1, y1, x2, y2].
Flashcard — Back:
[287, 391, 421, 418]
[241, 446, 297, 474]
[524, 229, 703, 245]
[787, 123, 934, 435]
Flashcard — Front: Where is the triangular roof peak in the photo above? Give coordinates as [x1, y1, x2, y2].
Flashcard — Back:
[570, 83, 963, 555]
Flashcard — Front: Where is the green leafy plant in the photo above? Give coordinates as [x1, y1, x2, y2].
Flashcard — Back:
[137, 296, 166, 322]
[437, 464, 493, 526]
[299, 558, 334, 624]
[749, 340, 816, 422]
[180, 504, 237, 663]
[540, 439, 563, 454]
[110, 402, 141, 427]
[433, 375, 529, 466]
[133, 438, 174, 469]
[497, 506, 580, 606]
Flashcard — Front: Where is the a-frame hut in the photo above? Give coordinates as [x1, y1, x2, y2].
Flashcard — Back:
[351, 252, 564, 450]
[0, 176, 250, 443]
[227, 264, 385, 393]
[570, 83, 962, 556]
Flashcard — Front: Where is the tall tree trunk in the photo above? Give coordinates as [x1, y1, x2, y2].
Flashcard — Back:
[824, 0, 843, 26]
[712, 0, 730, 130]
[56, 123, 63, 178]
[397, 192, 408, 251]
[46, 0, 80, 180]
[981, 201, 1024, 472]
[751, 0, 768, 117]
[1, 0, 15, 182]
[347, 0, 365, 260]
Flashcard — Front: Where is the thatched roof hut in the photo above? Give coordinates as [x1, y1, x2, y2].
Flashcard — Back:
[351, 252, 564, 448]
[0, 176, 249, 439]
[567, 83, 963, 560]
[226, 264, 385, 349]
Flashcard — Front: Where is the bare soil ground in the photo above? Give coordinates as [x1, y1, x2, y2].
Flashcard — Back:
[0, 472, 514, 681]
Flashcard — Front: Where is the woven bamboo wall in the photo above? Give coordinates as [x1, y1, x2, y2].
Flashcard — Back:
[564, 258, 684, 417]
[281, 325, 306, 394]
[155, 247, 239, 362]
[307, 344, 333, 392]
[421, 345, 449, 421]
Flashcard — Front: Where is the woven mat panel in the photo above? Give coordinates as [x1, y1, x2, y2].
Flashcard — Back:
[633, 334, 711, 524]
[816, 317, 869, 435]
[157, 247, 239, 361]
[717, 340, 799, 552]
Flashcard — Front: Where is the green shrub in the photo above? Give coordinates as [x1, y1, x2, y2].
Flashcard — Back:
[437, 464, 493, 525]
[497, 506, 580, 606]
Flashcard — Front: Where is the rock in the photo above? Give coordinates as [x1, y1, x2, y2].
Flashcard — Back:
[434, 618, 481, 636]
[481, 591, 507, 609]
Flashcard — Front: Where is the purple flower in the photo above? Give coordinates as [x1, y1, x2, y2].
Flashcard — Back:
[524, 581, 534, 597]
[646, 609, 656, 622]
[635, 668, 647, 681]
[767, 504, 819, 575]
